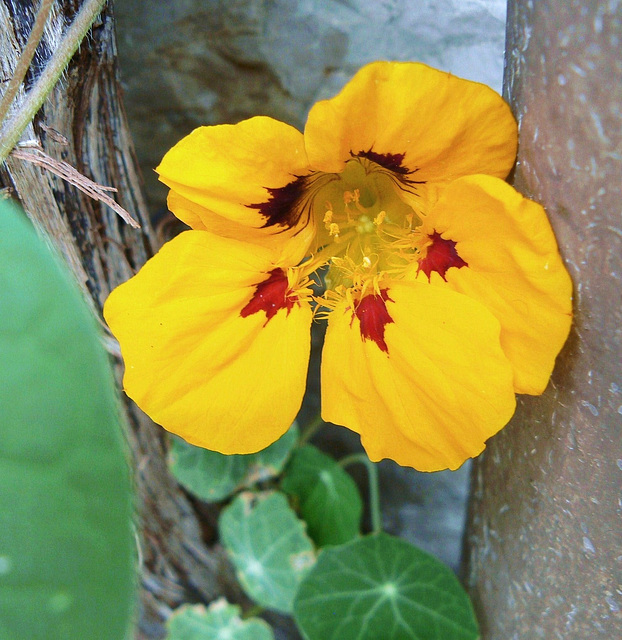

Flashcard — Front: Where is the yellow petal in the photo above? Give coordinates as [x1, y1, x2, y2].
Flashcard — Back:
[321, 282, 516, 471]
[104, 231, 312, 454]
[305, 61, 517, 184]
[157, 116, 312, 229]
[412, 175, 573, 394]
[167, 190, 315, 265]
[167, 189, 209, 231]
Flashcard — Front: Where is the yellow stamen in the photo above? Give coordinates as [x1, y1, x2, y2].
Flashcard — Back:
[314, 270, 391, 317]
[374, 211, 386, 226]
[343, 189, 360, 205]
[297, 231, 357, 279]
[284, 266, 314, 304]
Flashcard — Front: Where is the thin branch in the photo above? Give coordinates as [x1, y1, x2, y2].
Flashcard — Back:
[0, 0, 55, 124]
[0, 0, 108, 162]
[12, 146, 140, 228]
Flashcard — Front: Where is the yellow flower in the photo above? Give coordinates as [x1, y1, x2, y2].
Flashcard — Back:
[104, 62, 572, 471]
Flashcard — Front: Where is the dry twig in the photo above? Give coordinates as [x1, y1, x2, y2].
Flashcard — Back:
[11, 145, 140, 228]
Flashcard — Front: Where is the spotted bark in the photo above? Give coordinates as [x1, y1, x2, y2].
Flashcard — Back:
[465, 2, 622, 638]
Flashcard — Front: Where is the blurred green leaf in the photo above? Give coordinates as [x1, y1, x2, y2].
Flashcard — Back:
[219, 492, 315, 613]
[169, 424, 298, 502]
[0, 200, 134, 640]
[169, 437, 248, 502]
[281, 445, 362, 547]
[166, 599, 274, 640]
[240, 422, 298, 486]
[294, 533, 479, 640]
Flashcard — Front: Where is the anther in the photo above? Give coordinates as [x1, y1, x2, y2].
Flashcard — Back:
[343, 189, 360, 205]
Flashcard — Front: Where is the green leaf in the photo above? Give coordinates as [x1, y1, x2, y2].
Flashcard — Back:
[240, 422, 299, 486]
[219, 492, 315, 613]
[169, 424, 298, 502]
[281, 445, 362, 547]
[0, 201, 134, 639]
[293, 533, 479, 640]
[166, 599, 274, 640]
[169, 437, 249, 502]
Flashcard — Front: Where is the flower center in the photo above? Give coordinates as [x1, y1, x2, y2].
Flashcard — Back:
[312, 159, 420, 289]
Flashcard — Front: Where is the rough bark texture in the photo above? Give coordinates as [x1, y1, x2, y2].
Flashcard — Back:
[465, 1, 622, 638]
[0, 3, 238, 638]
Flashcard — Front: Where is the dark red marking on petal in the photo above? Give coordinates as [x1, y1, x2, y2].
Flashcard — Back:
[354, 289, 394, 354]
[240, 268, 296, 322]
[418, 231, 468, 281]
[353, 148, 425, 188]
[248, 175, 309, 229]
[354, 149, 410, 175]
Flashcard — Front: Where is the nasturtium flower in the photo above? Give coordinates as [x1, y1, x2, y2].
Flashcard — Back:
[104, 62, 572, 471]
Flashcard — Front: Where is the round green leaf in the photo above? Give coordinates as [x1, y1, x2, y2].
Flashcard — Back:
[167, 599, 274, 640]
[293, 533, 479, 640]
[240, 422, 299, 486]
[0, 201, 135, 639]
[169, 424, 299, 502]
[169, 437, 249, 502]
[219, 492, 315, 613]
[281, 445, 362, 547]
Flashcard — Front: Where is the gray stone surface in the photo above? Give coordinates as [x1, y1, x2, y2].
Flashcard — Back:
[380, 460, 471, 572]
[115, 0, 507, 208]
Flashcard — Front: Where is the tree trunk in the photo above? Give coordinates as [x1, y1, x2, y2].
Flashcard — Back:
[465, 1, 622, 638]
[0, 2, 236, 637]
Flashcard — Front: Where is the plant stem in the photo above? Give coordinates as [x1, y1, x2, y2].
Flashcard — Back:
[0, 0, 108, 163]
[0, 0, 55, 125]
[298, 413, 325, 446]
[339, 452, 382, 534]
[366, 456, 382, 534]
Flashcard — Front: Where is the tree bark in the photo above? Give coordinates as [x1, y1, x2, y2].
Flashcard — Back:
[465, 1, 622, 638]
[0, 2, 236, 638]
